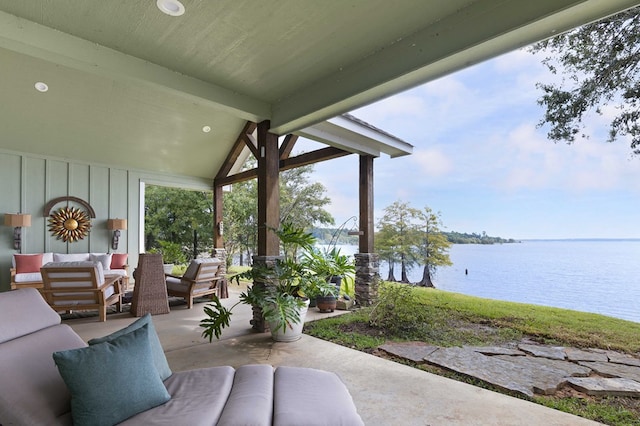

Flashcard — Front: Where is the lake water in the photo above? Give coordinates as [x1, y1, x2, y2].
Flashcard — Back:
[329, 240, 640, 323]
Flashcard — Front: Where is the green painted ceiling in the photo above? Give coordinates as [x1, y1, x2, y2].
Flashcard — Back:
[0, 0, 636, 179]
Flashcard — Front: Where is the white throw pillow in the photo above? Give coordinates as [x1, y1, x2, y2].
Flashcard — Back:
[90, 253, 113, 271]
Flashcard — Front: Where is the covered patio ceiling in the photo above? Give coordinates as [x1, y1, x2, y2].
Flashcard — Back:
[0, 0, 637, 180]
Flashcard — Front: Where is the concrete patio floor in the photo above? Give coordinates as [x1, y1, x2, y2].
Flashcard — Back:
[65, 290, 601, 425]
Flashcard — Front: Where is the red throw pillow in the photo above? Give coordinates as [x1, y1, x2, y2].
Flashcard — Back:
[110, 253, 128, 270]
[14, 254, 43, 273]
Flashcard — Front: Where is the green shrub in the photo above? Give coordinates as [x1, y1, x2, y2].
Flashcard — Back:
[369, 283, 428, 334]
[150, 240, 187, 265]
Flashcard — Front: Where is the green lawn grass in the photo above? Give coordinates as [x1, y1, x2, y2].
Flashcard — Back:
[304, 283, 640, 425]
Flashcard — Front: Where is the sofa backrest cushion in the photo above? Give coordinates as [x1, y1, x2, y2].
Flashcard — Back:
[183, 257, 221, 281]
[14, 253, 43, 273]
[0, 323, 87, 425]
[0, 288, 62, 344]
[53, 253, 90, 262]
[182, 260, 201, 280]
[111, 253, 128, 269]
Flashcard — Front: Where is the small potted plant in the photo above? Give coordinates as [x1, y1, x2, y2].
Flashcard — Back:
[304, 275, 339, 313]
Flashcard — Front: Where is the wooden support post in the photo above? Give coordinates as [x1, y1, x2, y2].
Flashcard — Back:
[257, 120, 280, 257]
[359, 155, 374, 253]
[213, 183, 224, 249]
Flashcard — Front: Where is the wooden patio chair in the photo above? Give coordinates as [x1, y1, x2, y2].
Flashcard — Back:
[165, 257, 223, 308]
[40, 261, 122, 321]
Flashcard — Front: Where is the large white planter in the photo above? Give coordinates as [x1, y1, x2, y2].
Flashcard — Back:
[269, 298, 310, 342]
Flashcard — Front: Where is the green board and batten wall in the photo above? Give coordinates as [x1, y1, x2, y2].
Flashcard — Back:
[0, 148, 212, 292]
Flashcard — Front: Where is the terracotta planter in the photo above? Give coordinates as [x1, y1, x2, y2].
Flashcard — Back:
[316, 295, 337, 313]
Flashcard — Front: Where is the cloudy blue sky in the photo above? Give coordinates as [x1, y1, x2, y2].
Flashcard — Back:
[301, 48, 640, 240]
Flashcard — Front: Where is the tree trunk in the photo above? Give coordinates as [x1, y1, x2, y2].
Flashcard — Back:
[387, 263, 397, 282]
[193, 229, 198, 259]
[400, 261, 410, 283]
[416, 265, 435, 287]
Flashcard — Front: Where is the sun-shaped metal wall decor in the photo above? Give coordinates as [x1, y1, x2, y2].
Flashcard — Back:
[48, 206, 92, 242]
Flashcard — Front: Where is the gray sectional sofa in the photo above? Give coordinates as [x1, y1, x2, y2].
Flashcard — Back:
[0, 288, 364, 425]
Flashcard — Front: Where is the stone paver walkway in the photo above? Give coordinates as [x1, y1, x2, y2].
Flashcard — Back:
[379, 341, 640, 398]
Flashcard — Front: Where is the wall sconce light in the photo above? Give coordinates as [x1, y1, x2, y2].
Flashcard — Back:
[107, 218, 127, 251]
[4, 213, 31, 251]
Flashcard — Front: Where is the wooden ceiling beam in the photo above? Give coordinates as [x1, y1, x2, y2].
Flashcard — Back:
[279, 134, 298, 160]
[216, 146, 351, 186]
[215, 121, 257, 180]
[280, 147, 350, 171]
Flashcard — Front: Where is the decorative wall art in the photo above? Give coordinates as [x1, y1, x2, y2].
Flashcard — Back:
[48, 206, 92, 242]
[44, 196, 96, 243]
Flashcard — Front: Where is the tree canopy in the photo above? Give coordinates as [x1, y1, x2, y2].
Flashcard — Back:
[144, 185, 214, 262]
[530, 6, 640, 155]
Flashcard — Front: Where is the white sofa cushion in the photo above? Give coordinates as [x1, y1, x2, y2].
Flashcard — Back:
[14, 272, 44, 283]
[54, 253, 90, 262]
[217, 364, 274, 426]
[273, 366, 364, 426]
[119, 366, 236, 425]
[90, 253, 113, 271]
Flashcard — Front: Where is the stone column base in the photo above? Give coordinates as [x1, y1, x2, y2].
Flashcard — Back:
[354, 253, 380, 307]
[213, 248, 229, 298]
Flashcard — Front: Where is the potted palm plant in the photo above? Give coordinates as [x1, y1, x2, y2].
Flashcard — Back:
[200, 223, 324, 342]
[301, 246, 355, 300]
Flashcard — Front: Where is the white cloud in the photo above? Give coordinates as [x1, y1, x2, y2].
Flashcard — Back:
[411, 148, 453, 177]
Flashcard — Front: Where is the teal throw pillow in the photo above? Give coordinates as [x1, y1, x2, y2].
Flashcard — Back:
[88, 313, 172, 380]
[53, 324, 171, 426]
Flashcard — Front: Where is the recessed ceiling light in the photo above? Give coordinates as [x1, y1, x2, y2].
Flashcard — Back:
[34, 82, 49, 93]
[157, 0, 185, 16]
[202, 126, 211, 133]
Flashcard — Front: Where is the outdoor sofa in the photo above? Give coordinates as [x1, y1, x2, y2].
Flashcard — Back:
[0, 288, 364, 425]
[10, 252, 129, 290]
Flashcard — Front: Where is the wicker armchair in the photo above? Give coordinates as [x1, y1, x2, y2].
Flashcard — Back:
[166, 258, 223, 308]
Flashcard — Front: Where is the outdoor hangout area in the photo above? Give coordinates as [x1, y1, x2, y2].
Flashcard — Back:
[1, 1, 638, 425]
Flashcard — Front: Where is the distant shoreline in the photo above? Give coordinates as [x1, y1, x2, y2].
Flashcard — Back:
[519, 238, 640, 242]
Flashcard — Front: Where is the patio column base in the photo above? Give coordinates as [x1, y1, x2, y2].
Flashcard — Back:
[250, 255, 281, 332]
[213, 248, 229, 298]
[354, 253, 380, 307]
